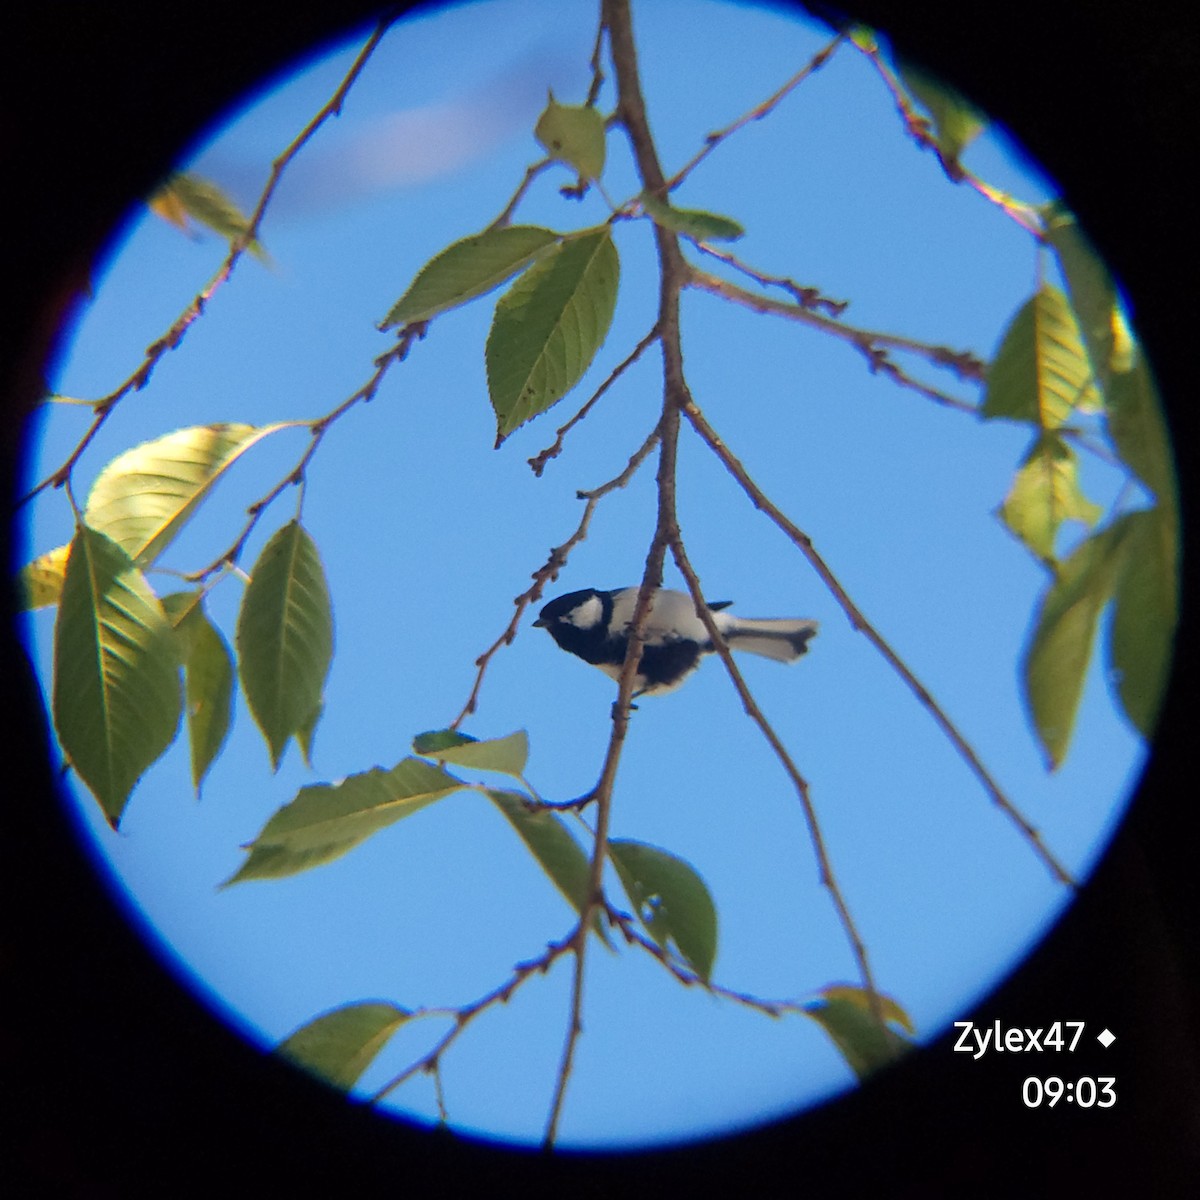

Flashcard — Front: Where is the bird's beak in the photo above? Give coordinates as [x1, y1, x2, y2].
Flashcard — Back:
[532, 616, 547, 628]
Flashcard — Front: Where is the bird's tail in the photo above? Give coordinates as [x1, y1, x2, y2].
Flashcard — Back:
[723, 618, 819, 662]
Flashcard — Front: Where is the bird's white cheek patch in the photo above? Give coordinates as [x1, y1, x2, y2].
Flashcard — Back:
[567, 594, 604, 629]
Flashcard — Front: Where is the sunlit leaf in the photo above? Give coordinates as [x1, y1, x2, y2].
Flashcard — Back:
[84, 422, 288, 567]
[1109, 506, 1178, 737]
[278, 1002, 411, 1091]
[236, 521, 333, 771]
[150, 172, 266, 259]
[847, 24, 878, 52]
[639, 190, 745, 242]
[18, 542, 70, 609]
[609, 839, 717, 982]
[997, 432, 1101, 563]
[162, 591, 235, 794]
[1105, 350, 1176, 505]
[226, 757, 464, 884]
[1023, 520, 1129, 769]
[379, 225, 559, 329]
[52, 525, 181, 823]
[1043, 202, 1124, 384]
[534, 93, 607, 181]
[983, 286, 1099, 428]
[413, 729, 528, 777]
[148, 183, 191, 233]
[486, 789, 597, 921]
[804, 985, 913, 1080]
[487, 226, 619, 444]
[896, 61, 985, 167]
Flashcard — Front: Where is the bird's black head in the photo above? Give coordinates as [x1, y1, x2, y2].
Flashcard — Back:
[533, 588, 607, 632]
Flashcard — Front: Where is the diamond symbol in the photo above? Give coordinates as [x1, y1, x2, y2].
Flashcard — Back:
[1097, 1028, 1116, 1048]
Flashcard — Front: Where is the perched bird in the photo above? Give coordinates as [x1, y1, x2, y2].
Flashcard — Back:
[533, 586, 818, 696]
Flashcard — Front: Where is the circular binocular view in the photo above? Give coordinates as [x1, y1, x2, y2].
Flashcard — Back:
[16, 0, 1178, 1154]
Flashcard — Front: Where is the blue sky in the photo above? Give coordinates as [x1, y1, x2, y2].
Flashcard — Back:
[20, 0, 1153, 1149]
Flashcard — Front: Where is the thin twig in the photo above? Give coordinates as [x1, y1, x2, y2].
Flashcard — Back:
[691, 240, 850, 318]
[681, 396, 1077, 888]
[857, 42, 1045, 239]
[688, 268, 983, 412]
[606, 903, 831, 1019]
[18, 15, 400, 510]
[369, 929, 576, 1105]
[450, 423, 661, 730]
[488, 157, 554, 229]
[585, 10, 609, 106]
[663, 33, 845, 193]
[668, 532, 887, 1032]
[528, 323, 661, 475]
[183, 325, 423, 582]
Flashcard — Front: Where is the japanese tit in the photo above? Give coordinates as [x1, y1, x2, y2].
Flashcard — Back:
[533, 586, 818, 696]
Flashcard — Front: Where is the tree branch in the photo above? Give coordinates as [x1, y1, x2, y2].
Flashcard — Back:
[667, 531, 886, 1029]
[681, 395, 1076, 887]
[450, 420, 661, 730]
[528, 323, 661, 476]
[688, 267, 983, 412]
[183, 325, 424, 583]
[856, 40, 1046, 238]
[663, 33, 845, 193]
[20, 16, 401, 511]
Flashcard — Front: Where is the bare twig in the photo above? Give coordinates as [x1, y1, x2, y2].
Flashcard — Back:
[488, 157, 554, 229]
[19, 16, 400, 510]
[585, 10, 609, 106]
[691, 240, 850, 317]
[450, 423, 661, 730]
[681, 396, 1076, 888]
[528, 323, 661, 475]
[663, 33, 845, 193]
[688, 268, 983, 412]
[369, 928, 576, 1105]
[667, 532, 887, 1031]
[183, 325, 424, 582]
[857, 42, 1045, 238]
[606, 903, 829, 1019]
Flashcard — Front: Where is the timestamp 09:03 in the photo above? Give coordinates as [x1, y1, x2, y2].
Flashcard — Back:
[1022, 1077, 1116, 1108]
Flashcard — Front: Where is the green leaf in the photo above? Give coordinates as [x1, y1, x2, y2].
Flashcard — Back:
[1105, 350, 1176, 505]
[896, 61, 986, 166]
[379, 225, 559, 329]
[639, 190, 745, 242]
[983, 286, 1099, 428]
[997, 432, 1101, 563]
[412, 729, 475, 755]
[278, 1002, 411, 1091]
[413, 729, 528, 777]
[18, 542, 70, 609]
[52, 525, 182, 823]
[1023, 521, 1130, 769]
[804, 985, 913, 1080]
[534, 93, 606, 181]
[236, 521, 334, 770]
[150, 172, 267, 258]
[1109, 506, 1178, 737]
[609, 839, 717, 982]
[847, 24, 878, 52]
[486, 789, 595, 919]
[84, 422, 287, 567]
[226, 757, 464, 884]
[1044, 202, 1131, 384]
[487, 226, 619, 444]
[162, 591, 235, 794]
